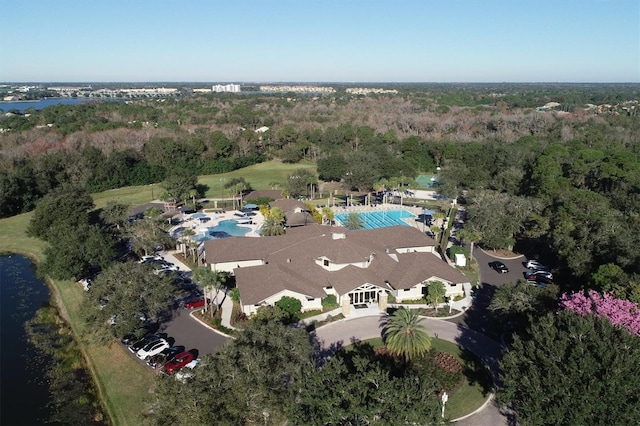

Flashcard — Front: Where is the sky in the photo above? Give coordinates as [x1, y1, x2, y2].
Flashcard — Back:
[0, 0, 638, 83]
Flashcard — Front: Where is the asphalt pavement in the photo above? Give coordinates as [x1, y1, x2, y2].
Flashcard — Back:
[161, 308, 228, 356]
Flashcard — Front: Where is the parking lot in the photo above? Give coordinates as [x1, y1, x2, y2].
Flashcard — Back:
[162, 309, 228, 356]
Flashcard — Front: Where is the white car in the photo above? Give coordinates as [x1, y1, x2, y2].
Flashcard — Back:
[525, 260, 550, 271]
[139, 254, 164, 263]
[175, 358, 200, 382]
[136, 338, 170, 359]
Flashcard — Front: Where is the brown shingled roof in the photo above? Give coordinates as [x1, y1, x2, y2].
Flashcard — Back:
[204, 224, 465, 307]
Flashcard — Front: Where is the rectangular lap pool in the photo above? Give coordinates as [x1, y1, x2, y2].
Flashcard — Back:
[334, 209, 415, 229]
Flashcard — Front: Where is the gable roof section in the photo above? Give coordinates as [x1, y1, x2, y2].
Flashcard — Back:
[389, 252, 468, 289]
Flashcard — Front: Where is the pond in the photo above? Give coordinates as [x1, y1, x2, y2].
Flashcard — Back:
[0, 254, 53, 425]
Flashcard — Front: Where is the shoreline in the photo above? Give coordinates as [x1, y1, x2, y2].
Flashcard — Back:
[3, 251, 114, 425]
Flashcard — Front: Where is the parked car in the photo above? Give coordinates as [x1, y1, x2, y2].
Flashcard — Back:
[490, 261, 509, 274]
[525, 271, 553, 284]
[175, 359, 200, 382]
[139, 254, 164, 264]
[136, 338, 170, 359]
[162, 351, 195, 374]
[129, 333, 167, 353]
[525, 260, 550, 271]
[147, 345, 185, 368]
[184, 297, 210, 310]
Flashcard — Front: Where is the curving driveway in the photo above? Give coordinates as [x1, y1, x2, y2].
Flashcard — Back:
[313, 316, 508, 425]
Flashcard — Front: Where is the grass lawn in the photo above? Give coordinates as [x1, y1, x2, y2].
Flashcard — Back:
[355, 337, 492, 420]
[89, 160, 318, 210]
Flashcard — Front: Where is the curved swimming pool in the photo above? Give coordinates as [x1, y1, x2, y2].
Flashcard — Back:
[192, 220, 251, 242]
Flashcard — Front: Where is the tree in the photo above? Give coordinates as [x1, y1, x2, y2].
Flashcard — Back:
[260, 207, 285, 236]
[191, 267, 226, 316]
[344, 212, 364, 230]
[381, 308, 431, 363]
[224, 177, 251, 208]
[321, 206, 334, 225]
[27, 185, 94, 241]
[99, 201, 129, 231]
[125, 215, 173, 256]
[500, 310, 640, 425]
[285, 168, 316, 198]
[487, 281, 558, 335]
[42, 222, 116, 280]
[180, 228, 196, 260]
[559, 290, 640, 337]
[80, 262, 179, 342]
[160, 169, 198, 201]
[293, 349, 442, 424]
[274, 296, 302, 323]
[426, 281, 446, 313]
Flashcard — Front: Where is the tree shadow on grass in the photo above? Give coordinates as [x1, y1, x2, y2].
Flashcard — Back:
[458, 346, 493, 396]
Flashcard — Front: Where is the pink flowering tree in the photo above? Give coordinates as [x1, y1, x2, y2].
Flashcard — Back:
[559, 290, 640, 337]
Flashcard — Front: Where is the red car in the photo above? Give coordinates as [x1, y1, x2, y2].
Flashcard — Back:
[183, 298, 210, 310]
[162, 351, 195, 374]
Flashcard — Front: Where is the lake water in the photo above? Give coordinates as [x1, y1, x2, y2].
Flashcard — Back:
[0, 255, 53, 425]
[0, 97, 120, 113]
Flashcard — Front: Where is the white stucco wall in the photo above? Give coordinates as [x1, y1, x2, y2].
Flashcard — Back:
[241, 289, 323, 316]
[212, 259, 264, 274]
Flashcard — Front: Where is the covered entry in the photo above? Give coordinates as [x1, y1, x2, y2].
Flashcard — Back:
[348, 283, 385, 305]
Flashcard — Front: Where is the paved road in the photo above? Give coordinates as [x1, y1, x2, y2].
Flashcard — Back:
[314, 316, 508, 425]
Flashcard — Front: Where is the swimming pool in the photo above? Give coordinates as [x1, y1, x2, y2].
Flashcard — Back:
[334, 209, 415, 230]
[192, 220, 251, 242]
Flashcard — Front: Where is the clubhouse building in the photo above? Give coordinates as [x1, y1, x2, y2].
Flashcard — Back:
[203, 224, 469, 316]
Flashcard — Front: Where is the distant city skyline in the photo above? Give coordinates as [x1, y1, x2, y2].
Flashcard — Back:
[1, 0, 638, 83]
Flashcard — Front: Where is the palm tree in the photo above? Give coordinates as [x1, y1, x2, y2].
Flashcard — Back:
[426, 280, 447, 314]
[260, 214, 285, 236]
[381, 308, 431, 363]
[344, 212, 364, 230]
[192, 267, 226, 317]
[322, 207, 335, 225]
[181, 228, 196, 260]
[188, 188, 198, 208]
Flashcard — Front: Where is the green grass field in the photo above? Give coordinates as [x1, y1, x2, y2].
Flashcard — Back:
[0, 160, 318, 425]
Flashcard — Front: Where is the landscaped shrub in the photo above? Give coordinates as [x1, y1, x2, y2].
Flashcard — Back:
[275, 296, 302, 322]
[321, 294, 339, 310]
[414, 350, 464, 392]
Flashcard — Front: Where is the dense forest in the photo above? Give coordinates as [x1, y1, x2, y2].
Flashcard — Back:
[4, 83, 640, 424]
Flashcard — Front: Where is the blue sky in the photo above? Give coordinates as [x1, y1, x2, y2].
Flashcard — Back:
[1, 0, 638, 82]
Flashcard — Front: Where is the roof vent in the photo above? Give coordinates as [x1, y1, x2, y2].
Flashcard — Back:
[287, 258, 291, 263]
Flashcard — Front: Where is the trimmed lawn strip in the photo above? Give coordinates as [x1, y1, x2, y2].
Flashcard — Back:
[53, 274, 155, 426]
[356, 337, 490, 419]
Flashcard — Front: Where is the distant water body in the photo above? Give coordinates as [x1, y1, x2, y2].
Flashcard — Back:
[0, 97, 122, 113]
[0, 255, 52, 425]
